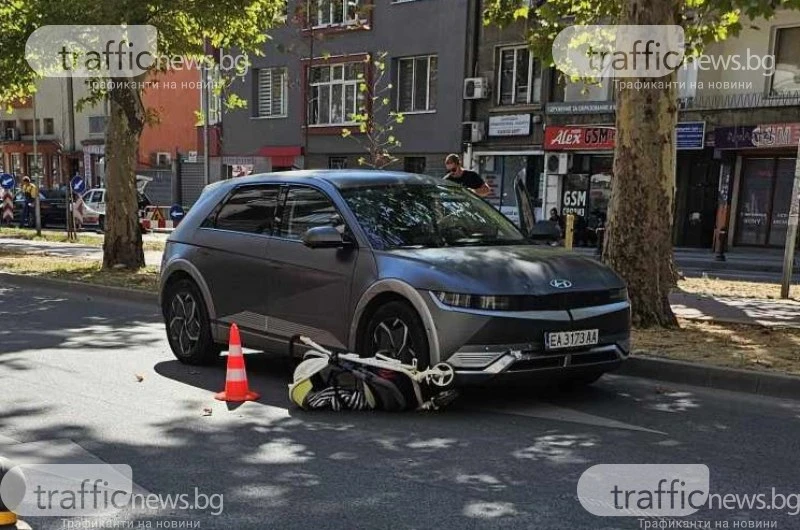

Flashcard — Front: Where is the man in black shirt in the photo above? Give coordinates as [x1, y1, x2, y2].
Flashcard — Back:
[443, 154, 491, 197]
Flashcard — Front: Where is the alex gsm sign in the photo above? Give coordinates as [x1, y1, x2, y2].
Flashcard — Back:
[545, 126, 616, 150]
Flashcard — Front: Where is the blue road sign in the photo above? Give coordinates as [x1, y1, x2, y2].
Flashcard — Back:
[169, 204, 185, 221]
[70, 175, 86, 194]
[0, 174, 15, 190]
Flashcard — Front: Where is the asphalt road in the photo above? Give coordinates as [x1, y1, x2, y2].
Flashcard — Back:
[2, 282, 800, 530]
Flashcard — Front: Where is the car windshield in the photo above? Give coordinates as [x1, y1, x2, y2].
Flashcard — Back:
[341, 183, 527, 250]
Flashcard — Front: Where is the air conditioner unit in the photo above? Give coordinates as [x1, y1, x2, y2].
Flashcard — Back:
[5, 128, 20, 141]
[545, 152, 572, 175]
[463, 77, 489, 100]
[462, 121, 485, 144]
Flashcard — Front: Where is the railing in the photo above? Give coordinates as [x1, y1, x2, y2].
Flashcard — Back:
[679, 91, 800, 111]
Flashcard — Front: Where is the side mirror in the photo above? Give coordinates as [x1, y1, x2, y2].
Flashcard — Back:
[302, 225, 348, 249]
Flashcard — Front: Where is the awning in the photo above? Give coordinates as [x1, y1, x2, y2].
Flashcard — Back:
[257, 146, 302, 168]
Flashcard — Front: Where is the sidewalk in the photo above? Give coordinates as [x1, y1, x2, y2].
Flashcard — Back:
[0, 238, 163, 269]
[573, 246, 800, 282]
[670, 291, 800, 328]
[4, 237, 800, 328]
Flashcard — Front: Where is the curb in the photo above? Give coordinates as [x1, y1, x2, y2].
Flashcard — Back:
[618, 355, 800, 401]
[0, 271, 158, 306]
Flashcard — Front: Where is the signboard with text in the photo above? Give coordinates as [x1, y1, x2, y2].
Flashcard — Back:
[488, 114, 531, 137]
[545, 122, 706, 151]
[544, 126, 616, 150]
[713, 123, 800, 150]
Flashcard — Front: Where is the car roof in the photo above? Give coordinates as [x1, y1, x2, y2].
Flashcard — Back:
[216, 170, 447, 190]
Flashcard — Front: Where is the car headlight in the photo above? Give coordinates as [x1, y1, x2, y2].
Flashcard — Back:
[434, 291, 513, 311]
[609, 287, 629, 302]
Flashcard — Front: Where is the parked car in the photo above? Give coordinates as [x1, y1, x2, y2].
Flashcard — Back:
[82, 176, 153, 230]
[12, 188, 68, 227]
[159, 170, 631, 387]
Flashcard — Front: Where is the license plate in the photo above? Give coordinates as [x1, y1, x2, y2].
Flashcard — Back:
[545, 329, 599, 350]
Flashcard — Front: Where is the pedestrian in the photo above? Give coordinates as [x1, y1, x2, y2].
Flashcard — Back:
[20, 176, 38, 228]
[443, 154, 491, 197]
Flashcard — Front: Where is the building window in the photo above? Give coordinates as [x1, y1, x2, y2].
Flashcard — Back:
[771, 26, 800, 95]
[403, 156, 426, 174]
[329, 156, 348, 169]
[26, 154, 43, 176]
[20, 120, 34, 135]
[89, 116, 107, 135]
[308, 62, 364, 126]
[255, 67, 288, 118]
[312, 0, 361, 28]
[11, 153, 23, 175]
[498, 46, 541, 105]
[397, 55, 437, 112]
[156, 152, 172, 167]
[736, 157, 797, 246]
[43, 118, 54, 135]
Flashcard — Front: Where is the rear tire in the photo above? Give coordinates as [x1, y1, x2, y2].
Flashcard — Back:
[163, 278, 220, 365]
[359, 301, 430, 369]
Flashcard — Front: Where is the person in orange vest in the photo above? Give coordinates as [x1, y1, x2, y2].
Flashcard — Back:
[20, 176, 38, 228]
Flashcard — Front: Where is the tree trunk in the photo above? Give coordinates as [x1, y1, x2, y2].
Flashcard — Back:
[603, 0, 681, 328]
[102, 77, 146, 270]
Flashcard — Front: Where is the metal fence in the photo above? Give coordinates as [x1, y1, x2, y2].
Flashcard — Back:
[680, 91, 800, 111]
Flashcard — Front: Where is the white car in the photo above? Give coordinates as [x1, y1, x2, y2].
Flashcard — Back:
[80, 176, 153, 231]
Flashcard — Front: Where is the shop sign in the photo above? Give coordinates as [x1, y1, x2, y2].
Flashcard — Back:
[676, 122, 705, 150]
[562, 189, 587, 217]
[544, 126, 616, 150]
[546, 123, 705, 151]
[546, 102, 617, 115]
[713, 123, 800, 150]
[488, 114, 531, 137]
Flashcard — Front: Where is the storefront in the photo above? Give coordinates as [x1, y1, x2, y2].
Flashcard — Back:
[472, 113, 544, 226]
[714, 123, 800, 247]
[543, 122, 709, 246]
[473, 151, 544, 225]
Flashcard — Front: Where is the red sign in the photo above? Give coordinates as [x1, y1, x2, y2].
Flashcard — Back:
[545, 126, 616, 150]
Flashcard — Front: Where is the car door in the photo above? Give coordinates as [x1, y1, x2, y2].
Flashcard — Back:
[192, 184, 280, 338]
[264, 185, 359, 350]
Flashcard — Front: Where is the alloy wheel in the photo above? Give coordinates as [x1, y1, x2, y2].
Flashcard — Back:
[168, 292, 201, 356]
[371, 317, 418, 364]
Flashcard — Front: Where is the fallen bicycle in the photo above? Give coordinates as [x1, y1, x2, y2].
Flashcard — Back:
[288, 336, 459, 412]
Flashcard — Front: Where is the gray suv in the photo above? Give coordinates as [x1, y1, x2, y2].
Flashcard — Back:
[160, 170, 631, 385]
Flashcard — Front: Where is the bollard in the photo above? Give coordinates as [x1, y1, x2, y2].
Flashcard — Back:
[595, 227, 605, 258]
[0, 457, 30, 529]
[715, 229, 727, 262]
[564, 214, 575, 250]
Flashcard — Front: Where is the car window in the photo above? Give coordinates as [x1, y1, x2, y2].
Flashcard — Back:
[279, 187, 343, 241]
[99, 191, 106, 203]
[84, 191, 96, 203]
[213, 185, 280, 235]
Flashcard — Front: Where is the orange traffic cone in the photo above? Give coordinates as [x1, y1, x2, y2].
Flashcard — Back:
[215, 323, 260, 402]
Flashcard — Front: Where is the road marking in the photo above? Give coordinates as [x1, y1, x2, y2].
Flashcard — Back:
[477, 403, 666, 435]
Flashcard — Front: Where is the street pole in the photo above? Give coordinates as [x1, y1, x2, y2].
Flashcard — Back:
[33, 92, 41, 236]
[202, 60, 210, 187]
[780, 136, 800, 299]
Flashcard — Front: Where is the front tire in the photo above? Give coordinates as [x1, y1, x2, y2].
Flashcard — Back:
[163, 279, 220, 365]
[359, 301, 430, 369]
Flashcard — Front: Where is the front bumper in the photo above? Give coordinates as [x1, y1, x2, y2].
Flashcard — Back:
[450, 342, 628, 385]
[422, 290, 631, 385]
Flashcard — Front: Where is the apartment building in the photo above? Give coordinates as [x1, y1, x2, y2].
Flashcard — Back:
[512, 9, 800, 249]
[220, 0, 478, 178]
[0, 77, 99, 188]
[0, 69, 207, 190]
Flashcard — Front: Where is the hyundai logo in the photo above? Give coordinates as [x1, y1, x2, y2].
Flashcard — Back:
[550, 279, 573, 289]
